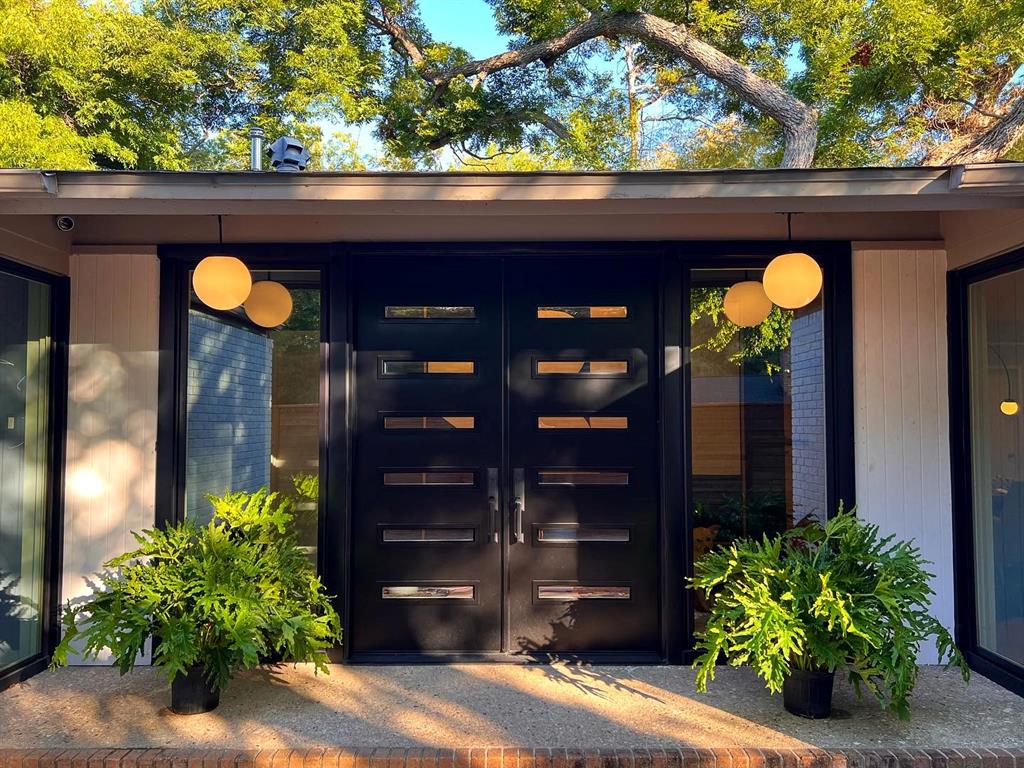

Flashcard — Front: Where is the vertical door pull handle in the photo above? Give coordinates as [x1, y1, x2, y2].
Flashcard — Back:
[486, 467, 499, 543]
[512, 468, 526, 544]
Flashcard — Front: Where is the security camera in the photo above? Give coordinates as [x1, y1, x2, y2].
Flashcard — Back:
[55, 216, 75, 232]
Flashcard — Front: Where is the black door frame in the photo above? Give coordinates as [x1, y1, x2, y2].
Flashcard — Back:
[0, 254, 70, 692]
[948, 245, 1024, 697]
[156, 240, 854, 664]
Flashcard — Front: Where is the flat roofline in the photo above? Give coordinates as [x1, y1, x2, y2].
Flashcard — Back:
[0, 163, 1021, 215]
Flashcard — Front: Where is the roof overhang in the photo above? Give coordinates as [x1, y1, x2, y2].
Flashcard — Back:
[0, 164, 1022, 217]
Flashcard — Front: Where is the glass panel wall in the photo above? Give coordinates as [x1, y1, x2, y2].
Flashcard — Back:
[184, 269, 322, 554]
[0, 268, 52, 675]
[688, 267, 827, 633]
[968, 267, 1024, 670]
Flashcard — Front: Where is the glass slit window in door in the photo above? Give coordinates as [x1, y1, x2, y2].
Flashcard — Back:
[537, 585, 631, 600]
[535, 360, 629, 376]
[537, 527, 631, 543]
[382, 527, 475, 542]
[382, 360, 475, 375]
[385, 306, 476, 319]
[537, 415, 628, 429]
[537, 306, 628, 319]
[383, 415, 476, 430]
[382, 585, 475, 599]
[537, 470, 629, 486]
[383, 470, 475, 486]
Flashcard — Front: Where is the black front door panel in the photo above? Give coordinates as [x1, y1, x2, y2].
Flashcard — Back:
[349, 253, 660, 657]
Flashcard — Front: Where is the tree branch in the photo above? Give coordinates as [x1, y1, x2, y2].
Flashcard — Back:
[368, 9, 818, 167]
[939, 97, 1024, 164]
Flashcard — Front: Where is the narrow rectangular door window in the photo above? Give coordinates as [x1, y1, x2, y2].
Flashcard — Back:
[0, 268, 53, 677]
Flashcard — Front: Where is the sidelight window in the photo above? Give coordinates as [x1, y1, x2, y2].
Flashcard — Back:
[383, 470, 475, 486]
[537, 527, 631, 543]
[383, 415, 476, 430]
[536, 585, 631, 600]
[537, 470, 629, 486]
[382, 527, 475, 542]
[382, 585, 475, 599]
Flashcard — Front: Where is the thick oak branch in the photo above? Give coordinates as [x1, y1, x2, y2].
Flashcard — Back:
[370, 10, 819, 167]
[940, 98, 1024, 164]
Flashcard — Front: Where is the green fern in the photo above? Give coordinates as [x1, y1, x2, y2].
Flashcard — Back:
[51, 489, 341, 691]
[690, 508, 969, 719]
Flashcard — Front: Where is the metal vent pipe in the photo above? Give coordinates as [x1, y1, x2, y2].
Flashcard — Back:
[248, 127, 265, 171]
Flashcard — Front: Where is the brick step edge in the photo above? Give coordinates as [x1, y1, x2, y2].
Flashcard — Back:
[1, 748, 1023, 768]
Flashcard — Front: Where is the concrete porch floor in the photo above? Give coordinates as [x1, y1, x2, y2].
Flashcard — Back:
[1, 665, 1022, 750]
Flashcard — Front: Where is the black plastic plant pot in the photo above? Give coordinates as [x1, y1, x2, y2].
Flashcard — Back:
[783, 668, 835, 719]
[170, 665, 221, 715]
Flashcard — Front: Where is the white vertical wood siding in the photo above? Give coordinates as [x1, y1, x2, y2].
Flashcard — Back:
[62, 249, 159, 663]
[853, 246, 954, 662]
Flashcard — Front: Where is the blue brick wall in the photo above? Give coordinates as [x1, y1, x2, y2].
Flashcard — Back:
[185, 311, 272, 522]
[790, 307, 827, 522]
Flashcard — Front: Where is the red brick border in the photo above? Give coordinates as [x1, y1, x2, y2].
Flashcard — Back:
[0, 750, 1022, 768]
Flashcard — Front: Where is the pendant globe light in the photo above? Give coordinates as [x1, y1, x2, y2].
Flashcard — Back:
[244, 279, 294, 328]
[192, 216, 252, 311]
[723, 279, 772, 327]
[763, 213, 823, 310]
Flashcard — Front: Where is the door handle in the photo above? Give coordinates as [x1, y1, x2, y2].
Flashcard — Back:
[487, 467, 499, 543]
[512, 467, 526, 543]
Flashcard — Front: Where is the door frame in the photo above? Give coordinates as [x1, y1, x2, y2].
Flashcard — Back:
[0, 254, 70, 692]
[948, 244, 1024, 697]
[156, 240, 854, 664]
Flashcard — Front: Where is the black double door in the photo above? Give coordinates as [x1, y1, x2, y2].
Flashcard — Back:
[350, 254, 660, 657]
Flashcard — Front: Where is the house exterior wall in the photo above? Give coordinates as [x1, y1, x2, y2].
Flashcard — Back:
[851, 244, 954, 662]
[62, 248, 159, 662]
[53, 239, 965, 665]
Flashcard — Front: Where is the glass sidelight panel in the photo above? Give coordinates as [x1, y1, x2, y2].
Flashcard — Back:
[184, 270, 322, 556]
[382, 527, 475, 542]
[688, 267, 827, 634]
[0, 269, 52, 676]
[537, 527, 631, 543]
[968, 266, 1024, 669]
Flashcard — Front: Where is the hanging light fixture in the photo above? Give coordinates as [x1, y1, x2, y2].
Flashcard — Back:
[244, 278, 293, 328]
[763, 213, 823, 310]
[991, 345, 1019, 416]
[192, 216, 252, 311]
[723, 279, 772, 327]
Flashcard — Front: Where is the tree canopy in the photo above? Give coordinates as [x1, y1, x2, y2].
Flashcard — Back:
[2, 0, 1021, 170]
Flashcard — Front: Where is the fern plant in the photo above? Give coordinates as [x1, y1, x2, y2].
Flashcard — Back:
[52, 489, 341, 691]
[690, 509, 968, 719]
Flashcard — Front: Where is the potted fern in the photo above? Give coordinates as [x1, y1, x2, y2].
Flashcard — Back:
[51, 489, 341, 714]
[690, 509, 968, 719]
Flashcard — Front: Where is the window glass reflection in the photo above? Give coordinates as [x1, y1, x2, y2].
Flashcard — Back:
[688, 268, 826, 634]
[968, 267, 1024, 669]
[184, 270, 322, 556]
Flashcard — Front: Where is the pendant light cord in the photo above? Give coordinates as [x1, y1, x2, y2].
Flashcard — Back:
[218, 214, 223, 246]
[990, 344, 1014, 400]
